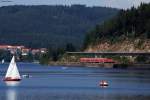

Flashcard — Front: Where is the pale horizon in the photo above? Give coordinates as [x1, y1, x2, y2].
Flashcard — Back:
[0, 0, 150, 9]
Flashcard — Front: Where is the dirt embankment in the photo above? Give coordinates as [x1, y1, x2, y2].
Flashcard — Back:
[85, 38, 150, 53]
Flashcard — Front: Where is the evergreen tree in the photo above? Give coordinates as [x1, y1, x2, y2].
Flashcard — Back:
[83, 3, 150, 48]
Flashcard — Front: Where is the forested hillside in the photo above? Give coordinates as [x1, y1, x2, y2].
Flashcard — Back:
[84, 4, 150, 48]
[0, 5, 118, 48]
[84, 3, 150, 51]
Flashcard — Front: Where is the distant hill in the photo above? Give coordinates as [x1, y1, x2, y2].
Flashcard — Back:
[0, 5, 118, 48]
[84, 3, 150, 52]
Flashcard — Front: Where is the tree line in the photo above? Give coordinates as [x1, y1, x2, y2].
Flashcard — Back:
[0, 5, 118, 48]
[83, 3, 150, 49]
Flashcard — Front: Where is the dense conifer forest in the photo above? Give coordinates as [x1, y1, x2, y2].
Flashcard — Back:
[0, 5, 118, 48]
[84, 3, 150, 49]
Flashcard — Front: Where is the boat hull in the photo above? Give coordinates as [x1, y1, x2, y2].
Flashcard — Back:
[99, 80, 108, 87]
[100, 84, 108, 86]
[3, 77, 21, 81]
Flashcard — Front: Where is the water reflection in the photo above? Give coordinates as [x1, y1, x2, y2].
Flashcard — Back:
[6, 89, 17, 100]
[5, 81, 20, 87]
[5, 81, 19, 100]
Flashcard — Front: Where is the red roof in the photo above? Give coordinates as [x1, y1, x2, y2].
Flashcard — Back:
[0, 45, 25, 49]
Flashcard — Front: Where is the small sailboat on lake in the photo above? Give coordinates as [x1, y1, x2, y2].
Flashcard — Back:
[3, 56, 21, 81]
[99, 80, 109, 88]
[1, 59, 4, 64]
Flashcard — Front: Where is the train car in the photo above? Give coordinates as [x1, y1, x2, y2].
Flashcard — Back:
[80, 58, 115, 63]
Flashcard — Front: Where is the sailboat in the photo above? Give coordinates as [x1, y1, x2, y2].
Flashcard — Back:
[3, 56, 21, 81]
[1, 59, 4, 64]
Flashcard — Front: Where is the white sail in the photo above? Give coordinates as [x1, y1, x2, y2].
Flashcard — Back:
[2, 59, 4, 64]
[5, 56, 21, 79]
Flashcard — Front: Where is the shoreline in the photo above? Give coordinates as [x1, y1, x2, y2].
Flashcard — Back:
[48, 62, 150, 69]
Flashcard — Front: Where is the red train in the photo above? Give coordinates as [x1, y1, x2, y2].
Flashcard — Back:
[80, 58, 115, 63]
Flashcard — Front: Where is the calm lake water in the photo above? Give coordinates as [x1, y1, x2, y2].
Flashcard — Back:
[0, 63, 150, 100]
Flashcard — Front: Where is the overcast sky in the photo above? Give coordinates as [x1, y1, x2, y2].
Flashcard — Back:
[0, 0, 150, 9]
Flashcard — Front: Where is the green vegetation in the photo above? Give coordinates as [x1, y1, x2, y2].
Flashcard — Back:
[0, 49, 35, 62]
[0, 50, 12, 62]
[39, 43, 77, 64]
[83, 3, 150, 49]
[0, 5, 118, 48]
[135, 56, 150, 63]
